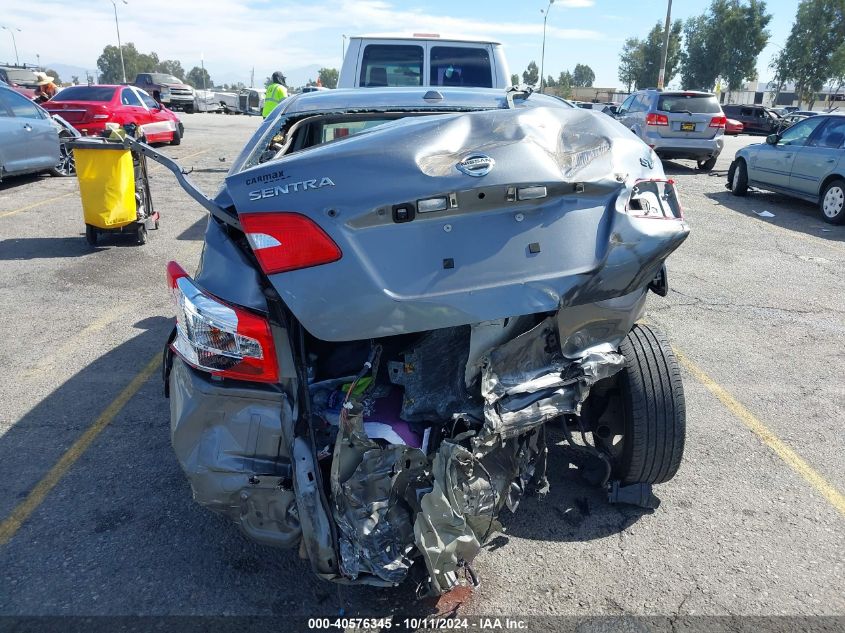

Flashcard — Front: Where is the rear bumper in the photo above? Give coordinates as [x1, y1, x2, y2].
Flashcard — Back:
[167, 355, 301, 548]
[647, 134, 724, 160]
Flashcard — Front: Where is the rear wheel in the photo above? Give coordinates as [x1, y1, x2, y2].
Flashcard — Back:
[730, 159, 748, 196]
[50, 141, 75, 177]
[820, 179, 845, 225]
[170, 123, 182, 146]
[85, 225, 98, 246]
[136, 224, 147, 245]
[589, 324, 686, 485]
[697, 156, 717, 172]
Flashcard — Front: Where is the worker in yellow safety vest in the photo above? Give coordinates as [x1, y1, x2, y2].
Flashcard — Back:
[263, 71, 288, 118]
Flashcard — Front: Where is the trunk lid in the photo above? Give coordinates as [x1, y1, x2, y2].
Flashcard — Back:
[654, 92, 723, 140]
[226, 107, 688, 341]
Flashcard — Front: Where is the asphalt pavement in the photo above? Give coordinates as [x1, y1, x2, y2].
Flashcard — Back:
[0, 114, 842, 629]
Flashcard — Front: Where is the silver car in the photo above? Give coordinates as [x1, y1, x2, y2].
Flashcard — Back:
[0, 83, 61, 181]
[148, 87, 690, 596]
[617, 89, 725, 171]
[727, 113, 845, 224]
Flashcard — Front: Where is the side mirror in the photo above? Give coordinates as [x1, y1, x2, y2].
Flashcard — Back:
[766, 134, 779, 145]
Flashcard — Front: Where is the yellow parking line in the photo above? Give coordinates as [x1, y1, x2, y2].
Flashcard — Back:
[675, 348, 845, 517]
[149, 148, 207, 173]
[0, 191, 76, 219]
[0, 353, 160, 546]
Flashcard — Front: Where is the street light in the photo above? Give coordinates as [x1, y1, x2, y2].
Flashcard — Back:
[1, 26, 21, 65]
[109, 0, 129, 84]
[657, 0, 673, 90]
[539, 0, 554, 92]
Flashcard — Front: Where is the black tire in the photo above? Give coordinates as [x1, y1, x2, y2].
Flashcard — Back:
[184, 105, 194, 114]
[819, 178, 845, 225]
[591, 324, 686, 485]
[50, 141, 75, 177]
[697, 156, 717, 172]
[136, 224, 147, 245]
[730, 159, 748, 196]
[170, 124, 182, 146]
[85, 225, 98, 246]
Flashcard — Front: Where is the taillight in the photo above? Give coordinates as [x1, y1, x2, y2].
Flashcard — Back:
[646, 113, 669, 126]
[626, 179, 683, 219]
[239, 212, 341, 275]
[166, 261, 279, 383]
[92, 106, 110, 121]
[709, 116, 727, 129]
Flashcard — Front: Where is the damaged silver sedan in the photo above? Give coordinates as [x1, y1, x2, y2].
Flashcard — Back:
[158, 86, 689, 596]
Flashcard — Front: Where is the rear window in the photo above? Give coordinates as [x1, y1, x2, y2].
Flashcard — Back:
[657, 94, 721, 114]
[52, 86, 116, 102]
[321, 119, 394, 143]
[359, 45, 423, 87]
[430, 46, 492, 88]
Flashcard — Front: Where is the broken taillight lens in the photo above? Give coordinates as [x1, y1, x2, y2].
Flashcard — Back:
[166, 261, 279, 383]
[239, 212, 342, 275]
[626, 179, 683, 219]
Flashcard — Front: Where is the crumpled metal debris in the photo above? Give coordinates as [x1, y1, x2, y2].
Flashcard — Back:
[330, 403, 427, 584]
[480, 316, 624, 438]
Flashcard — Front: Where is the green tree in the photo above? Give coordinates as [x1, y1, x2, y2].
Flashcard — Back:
[186, 66, 212, 89]
[557, 70, 573, 97]
[618, 37, 643, 92]
[157, 59, 185, 81]
[97, 43, 160, 83]
[545, 74, 557, 88]
[773, 0, 845, 108]
[44, 68, 61, 84]
[682, 1, 772, 93]
[510, 73, 519, 85]
[318, 67, 339, 89]
[572, 63, 595, 87]
[522, 61, 539, 86]
[640, 20, 684, 88]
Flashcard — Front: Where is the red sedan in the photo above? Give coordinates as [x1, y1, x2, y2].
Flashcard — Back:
[43, 84, 183, 145]
[725, 118, 744, 135]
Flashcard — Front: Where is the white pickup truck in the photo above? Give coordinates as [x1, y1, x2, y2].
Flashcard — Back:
[338, 34, 511, 89]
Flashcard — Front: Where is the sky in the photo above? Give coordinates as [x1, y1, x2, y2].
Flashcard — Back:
[1, 0, 798, 89]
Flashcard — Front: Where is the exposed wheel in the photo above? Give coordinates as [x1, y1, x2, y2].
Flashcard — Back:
[184, 105, 194, 114]
[730, 159, 748, 196]
[820, 179, 845, 225]
[85, 225, 98, 246]
[588, 324, 686, 485]
[136, 224, 147, 245]
[50, 141, 75, 177]
[697, 156, 717, 172]
[170, 124, 182, 146]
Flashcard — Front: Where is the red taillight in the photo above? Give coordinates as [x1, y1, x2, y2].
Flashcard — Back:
[646, 113, 669, 126]
[239, 212, 342, 275]
[709, 116, 726, 129]
[166, 261, 279, 383]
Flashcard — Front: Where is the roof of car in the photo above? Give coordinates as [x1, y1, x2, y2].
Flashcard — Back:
[278, 87, 566, 116]
[352, 33, 502, 44]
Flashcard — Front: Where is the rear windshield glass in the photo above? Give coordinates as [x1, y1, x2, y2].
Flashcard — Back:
[321, 120, 394, 143]
[52, 86, 116, 102]
[359, 45, 423, 87]
[657, 94, 721, 114]
[430, 46, 492, 88]
[151, 74, 182, 84]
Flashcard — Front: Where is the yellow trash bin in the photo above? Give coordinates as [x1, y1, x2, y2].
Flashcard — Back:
[73, 142, 137, 230]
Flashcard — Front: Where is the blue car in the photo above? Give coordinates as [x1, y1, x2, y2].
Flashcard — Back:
[728, 113, 845, 224]
[0, 82, 64, 182]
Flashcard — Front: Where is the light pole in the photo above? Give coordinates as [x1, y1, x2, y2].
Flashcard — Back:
[36, 53, 40, 70]
[657, 0, 673, 90]
[539, 0, 554, 92]
[109, 0, 128, 83]
[1, 26, 21, 65]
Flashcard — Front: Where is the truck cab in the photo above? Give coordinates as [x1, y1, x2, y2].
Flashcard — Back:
[337, 34, 511, 90]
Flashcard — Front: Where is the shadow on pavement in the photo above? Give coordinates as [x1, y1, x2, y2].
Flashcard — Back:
[176, 216, 208, 241]
[0, 173, 51, 191]
[0, 237, 103, 260]
[705, 189, 845, 244]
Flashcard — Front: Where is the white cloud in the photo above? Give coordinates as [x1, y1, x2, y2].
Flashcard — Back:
[3, 0, 604, 86]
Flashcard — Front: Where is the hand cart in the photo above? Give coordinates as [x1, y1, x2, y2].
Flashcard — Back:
[70, 136, 160, 246]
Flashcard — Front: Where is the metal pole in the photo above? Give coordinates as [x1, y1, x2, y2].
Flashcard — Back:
[36, 53, 40, 70]
[1, 27, 21, 65]
[539, 0, 554, 91]
[110, 0, 127, 83]
[657, 0, 672, 90]
[201, 53, 206, 90]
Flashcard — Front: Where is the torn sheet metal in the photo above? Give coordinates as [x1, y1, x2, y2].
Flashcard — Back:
[330, 403, 427, 584]
[481, 317, 624, 438]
